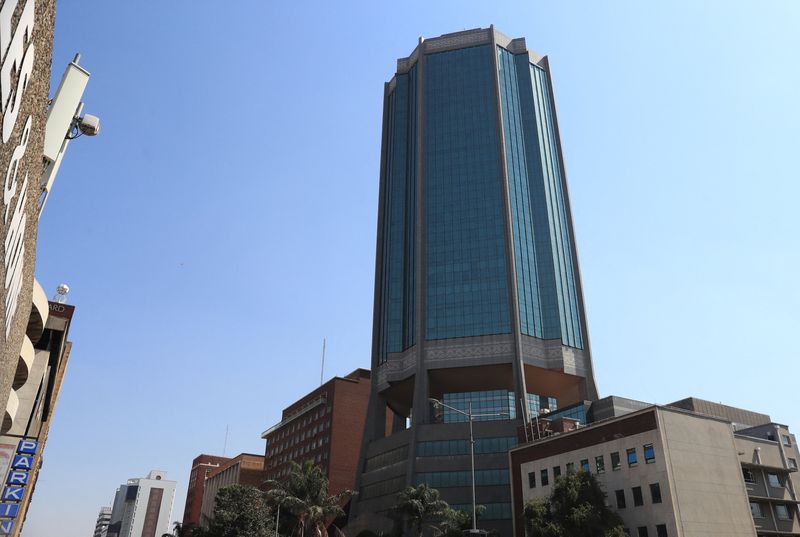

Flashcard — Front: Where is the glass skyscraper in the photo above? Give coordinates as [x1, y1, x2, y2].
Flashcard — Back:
[350, 27, 598, 537]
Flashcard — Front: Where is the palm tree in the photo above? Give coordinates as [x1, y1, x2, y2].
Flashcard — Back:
[263, 460, 353, 537]
[391, 484, 449, 537]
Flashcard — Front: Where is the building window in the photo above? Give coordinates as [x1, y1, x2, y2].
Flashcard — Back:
[632, 486, 643, 507]
[566, 462, 575, 474]
[650, 483, 662, 504]
[637, 527, 648, 537]
[789, 458, 798, 470]
[541, 469, 549, 486]
[783, 435, 792, 447]
[528, 471, 536, 488]
[776, 504, 791, 520]
[596, 456, 605, 474]
[750, 502, 764, 519]
[627, 448, 638, 467]
[767, 473, 783, 488]
[742, 468, 756, 484]
[553, 466, 561, 480]
[580, 459, 590, 472]
[611, 452, 621, 471]
[615, 489, 626, 509]
[655, 525, 667, 537]
[643, 444, 655, 464]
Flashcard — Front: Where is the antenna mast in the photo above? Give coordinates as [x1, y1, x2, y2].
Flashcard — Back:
[223, 425, 229, 456]
[320, 338, 326, 386]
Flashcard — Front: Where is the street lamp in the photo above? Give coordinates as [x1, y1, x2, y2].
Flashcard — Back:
[428, 397, 508, 535]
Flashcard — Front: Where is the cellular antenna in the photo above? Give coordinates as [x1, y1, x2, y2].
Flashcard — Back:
[320, 338, 326, 386]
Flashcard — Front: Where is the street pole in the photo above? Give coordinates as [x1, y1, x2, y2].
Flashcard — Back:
[275, 503, 280, 537]
[468, 400, 477, 532]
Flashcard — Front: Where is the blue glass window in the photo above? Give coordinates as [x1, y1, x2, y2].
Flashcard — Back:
[378, 67, 417, 363]
[425, 45, 511, 340]
[627, 448, 638, 467]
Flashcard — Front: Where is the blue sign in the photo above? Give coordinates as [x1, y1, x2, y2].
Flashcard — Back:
[0, 437, 39, 521]
[10, 456, 31, 471]
[5, 472, 27, 486]
[15, 441, 36, 455]
[0, 488, 22, 502]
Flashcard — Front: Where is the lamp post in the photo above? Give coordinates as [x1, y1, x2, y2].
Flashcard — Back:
[429, 397, 508, 535]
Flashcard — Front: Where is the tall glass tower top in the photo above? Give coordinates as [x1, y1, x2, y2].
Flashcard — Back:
[352, 27, 599, 536]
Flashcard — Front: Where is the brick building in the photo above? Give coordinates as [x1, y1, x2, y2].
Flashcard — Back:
[181, 454, 230, 529]
[199, 453, 266, 527]
[262, 369, 383, 496]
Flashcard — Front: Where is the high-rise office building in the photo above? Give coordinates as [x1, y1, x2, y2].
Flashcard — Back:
[106, 471, 176, 537]
[349, 27, 597, 535]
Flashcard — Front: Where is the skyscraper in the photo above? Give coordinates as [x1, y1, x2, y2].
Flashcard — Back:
[349, 27, 598, 535]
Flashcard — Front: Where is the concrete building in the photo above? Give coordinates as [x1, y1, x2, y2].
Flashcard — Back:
[263, 368, 378, 498]
[93, 507, 112, 537]
[350, 26, 597, 535]
[181, 454, 230, 530]
[0, 300, 75, 537]
[199, 453, 266, 527]
[106, 471, 176, 537]
[509, 398, 800, 537]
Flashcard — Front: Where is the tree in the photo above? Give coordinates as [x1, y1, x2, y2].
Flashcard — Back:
[263, 460, 353, 537]
[391, 484, 449, 537]
[201, 485, 275, 537]
[523, 472, 627, 537]
[434, 505, 486, 537]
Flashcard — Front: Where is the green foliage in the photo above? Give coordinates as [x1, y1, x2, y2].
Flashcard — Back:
[263, 460, 353, 537]
[523, 472, 626, 537]
[200, 485, 275, 537]
[434, 505, 486, 537]
[391, 484, 450, 537]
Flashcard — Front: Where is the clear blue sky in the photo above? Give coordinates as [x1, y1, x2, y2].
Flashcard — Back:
[24, 1, 800, 536]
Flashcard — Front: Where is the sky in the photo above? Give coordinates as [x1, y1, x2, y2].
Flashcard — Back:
[23, 1, 800, 536]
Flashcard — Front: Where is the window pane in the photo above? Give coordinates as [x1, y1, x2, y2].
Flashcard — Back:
[580, 459, 590, 472]
[643, 443, 655, 463]
[637, 527, 648, 537]
[632, 486, 643, 506]
[611, 452, 621, 470]
[656, 525, 668, 537]
[541, 469, 549, 486]
[615, 489, 626, 509]
[650, 483, 662, 504]
[750, 502, 763, 518]
[776, 504, 791, 520]
[627, 448, 638, 467]
[596, 456, 605, 473]
[553, 466, 561, 479]
[767, 473, 783, 488]
[528, 471, 535, 488]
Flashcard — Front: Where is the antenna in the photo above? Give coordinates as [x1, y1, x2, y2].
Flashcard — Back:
[223, 425, 229, 456]
[320, 338, 326, 386]
[52, 283, 70, 303]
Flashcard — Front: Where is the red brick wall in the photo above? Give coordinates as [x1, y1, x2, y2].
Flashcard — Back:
[182, 454, 230, 528]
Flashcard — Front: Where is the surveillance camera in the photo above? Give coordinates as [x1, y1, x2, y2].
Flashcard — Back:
[78, 114, 100, 136]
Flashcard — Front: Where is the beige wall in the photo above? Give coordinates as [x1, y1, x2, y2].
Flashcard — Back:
[658, 410, 756, 537]
[518, 428, 677, 536]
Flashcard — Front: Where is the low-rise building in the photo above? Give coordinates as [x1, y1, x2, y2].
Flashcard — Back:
[509, 397, 799, 537]
[199, 453, 266, 527]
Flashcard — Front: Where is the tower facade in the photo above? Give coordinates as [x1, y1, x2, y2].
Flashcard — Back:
[350, 27, 598, 535]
